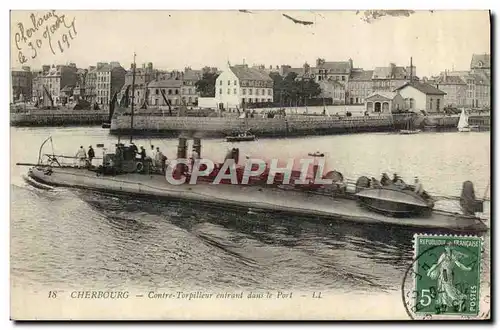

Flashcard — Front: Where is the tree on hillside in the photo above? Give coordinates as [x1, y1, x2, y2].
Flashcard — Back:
[195, 72, 219, 97]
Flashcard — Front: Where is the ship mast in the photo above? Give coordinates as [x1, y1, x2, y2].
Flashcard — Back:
[130, 52, 137, 143]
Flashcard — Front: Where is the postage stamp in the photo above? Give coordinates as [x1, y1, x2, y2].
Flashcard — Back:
[412, 234, 482, 316]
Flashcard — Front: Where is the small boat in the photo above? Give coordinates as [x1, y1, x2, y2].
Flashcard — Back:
[101, 122, 111, 129]
[458, 108, 479, 132]
[226, 131, 256, 142]
[399, 117, 421, 134]
[308, 152, 325, 157]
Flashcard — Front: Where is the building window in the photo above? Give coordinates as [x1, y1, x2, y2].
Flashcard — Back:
[220, 80, 222, 85]
[256, 89, 260, 96]
[175, 89, 179, 95]
[155, 89, 159, 95]
[342, 76, 345, 81]
[188, 88, 192, 94]
[233, 88, 237, 94]
[262, 89, 265, 95]
[219, 88, 222, 94]
[249, 89, 253, 95]
[430, 98, 433, 110]
[227, 88, 230, 94]
[436, 98, 440, 111]
[168, 89, 172, 95]
[188, 97, 192, 103]
[242, 89, 246, 95]
[228, 80, 230, 85]
[234, 80, 237, 86]
[268, 89, 271, 96]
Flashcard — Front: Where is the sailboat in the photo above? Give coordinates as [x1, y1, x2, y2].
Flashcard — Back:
[399, 116, 421, 134]
[457, 108, 479, 132]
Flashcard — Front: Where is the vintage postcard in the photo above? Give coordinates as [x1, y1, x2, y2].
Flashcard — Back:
[10, 9, 491, 320]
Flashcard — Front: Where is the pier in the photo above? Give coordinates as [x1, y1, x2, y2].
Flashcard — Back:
[109, 114, 407, 137]
[10, 110, 109, 127]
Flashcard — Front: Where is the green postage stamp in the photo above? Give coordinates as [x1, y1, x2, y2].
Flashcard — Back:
[413, 234, 482, 316]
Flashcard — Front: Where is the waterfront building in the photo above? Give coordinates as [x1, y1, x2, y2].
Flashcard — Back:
[120, 62, 156, 107]
[95, 62, 126, 106]
[181, 68, 202, 106]
[372, 63, 416, 92]
[346, 69, 374, 104]
[364, 91, 406, 114]
[432, 71, 467, 108]
[279, 62, 314, 80]
[148, 79, 183, 106]
[84, 66, 97, 104]
[394, 81, 446, 113]
[73, 70, 85, 100]
[312, 58, 353, 85]
[11, 66, 32, 102]
[31, 71, 43, 102]
[470, 53, 490, 75]
[215, 63, 273, 109]
[318, 80, 345, 105]
[32, 64, 77, 105]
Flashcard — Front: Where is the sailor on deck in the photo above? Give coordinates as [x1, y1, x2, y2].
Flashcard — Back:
[414, 177, 424, 195]
[88, 146, 95, 167]
[75, 146, 87, 168]
[150, 145, 157, 160]
[155, 147, 166, 174]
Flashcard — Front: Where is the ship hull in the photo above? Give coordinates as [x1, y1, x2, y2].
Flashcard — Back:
[25, 167, 488, 233]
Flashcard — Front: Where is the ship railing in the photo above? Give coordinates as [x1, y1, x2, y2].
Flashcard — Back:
[40, 153, 103, 168]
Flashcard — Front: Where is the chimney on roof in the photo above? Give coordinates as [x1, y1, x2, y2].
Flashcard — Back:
[348, 58, 353, 69]
[409, 57, 413, 83]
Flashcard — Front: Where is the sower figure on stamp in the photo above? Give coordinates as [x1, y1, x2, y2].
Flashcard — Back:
[426, 242, 472, 313]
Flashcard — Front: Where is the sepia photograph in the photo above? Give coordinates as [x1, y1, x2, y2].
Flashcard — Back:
[9, 8, 491, 320]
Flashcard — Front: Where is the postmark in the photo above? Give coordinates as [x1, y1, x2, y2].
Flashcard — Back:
[401, 234, 487, 320]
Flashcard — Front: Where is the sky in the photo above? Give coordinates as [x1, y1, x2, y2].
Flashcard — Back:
[10, 10, 490, 77]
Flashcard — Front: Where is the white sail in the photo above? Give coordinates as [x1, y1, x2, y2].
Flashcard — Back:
[457, 108, 469, 129]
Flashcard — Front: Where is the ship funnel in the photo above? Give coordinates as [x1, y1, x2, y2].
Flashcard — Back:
[177, 137, 187, 159]
[193, 137, 201, 158]
[224, 148, 240, 164]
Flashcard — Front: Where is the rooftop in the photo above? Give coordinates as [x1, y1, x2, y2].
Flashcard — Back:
[148, 79, 183, 88]
[470, 54, 490, 69]
[183, 69, 202, 81]
[366, 91, 399, 100]
[394, 81, 446, 95]
[435, 75, 465, 85]
[230, 65, 272, 81]
[350, 70, 374, 81]
[316, 61, 351, 73]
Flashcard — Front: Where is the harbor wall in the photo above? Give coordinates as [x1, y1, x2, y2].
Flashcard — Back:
[10, 110, 109, 127]
[110, 115, 403, 137]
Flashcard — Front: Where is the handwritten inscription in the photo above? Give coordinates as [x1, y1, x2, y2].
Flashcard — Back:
[14, 10, 77, 64]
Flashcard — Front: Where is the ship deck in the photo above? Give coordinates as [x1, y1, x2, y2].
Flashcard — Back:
[27, 166, 489, 233]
